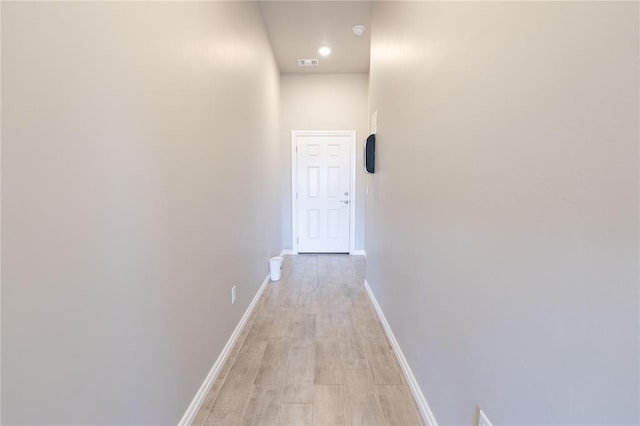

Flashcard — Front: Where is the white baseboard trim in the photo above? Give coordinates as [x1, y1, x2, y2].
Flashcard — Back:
[178, 274, 270, 425]
[364, 279, 438, 426]
[280, 250, 364, 256]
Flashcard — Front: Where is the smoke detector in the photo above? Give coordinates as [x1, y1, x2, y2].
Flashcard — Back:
[353, 25, 366, 36]
[298, 59, 319, 67]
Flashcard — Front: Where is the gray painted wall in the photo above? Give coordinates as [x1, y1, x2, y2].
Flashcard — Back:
[366, 2, 639, 424]
[280, 74, 369, 251]
[1, 2, 281, 423]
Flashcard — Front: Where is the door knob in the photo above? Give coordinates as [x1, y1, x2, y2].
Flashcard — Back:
[340, 200, 350, 204]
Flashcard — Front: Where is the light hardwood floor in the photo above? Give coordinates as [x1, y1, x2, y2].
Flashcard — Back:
[193, 255, 424, 426]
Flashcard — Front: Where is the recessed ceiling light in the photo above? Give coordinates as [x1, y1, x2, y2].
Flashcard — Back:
[353, 25, 366, 36]
[318, 46, 331, 57]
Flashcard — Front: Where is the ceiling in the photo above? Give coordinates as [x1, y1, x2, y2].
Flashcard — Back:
[258, 1, 372, 74]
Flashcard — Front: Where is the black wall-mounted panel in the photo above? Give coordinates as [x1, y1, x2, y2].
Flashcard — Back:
[364, 134, 376, 173]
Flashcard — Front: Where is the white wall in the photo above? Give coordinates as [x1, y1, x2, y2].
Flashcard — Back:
[1, 2, 280, 424]
[280, 74, 369, 251]
[367, 2, 639, 424]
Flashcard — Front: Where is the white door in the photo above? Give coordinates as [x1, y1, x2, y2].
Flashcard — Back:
[294, 132, 353, 253]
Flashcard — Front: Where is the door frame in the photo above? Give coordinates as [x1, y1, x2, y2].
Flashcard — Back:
[291, 130, 356, 254]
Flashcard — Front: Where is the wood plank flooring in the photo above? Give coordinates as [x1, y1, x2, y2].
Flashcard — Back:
[194, 255, 424, 426]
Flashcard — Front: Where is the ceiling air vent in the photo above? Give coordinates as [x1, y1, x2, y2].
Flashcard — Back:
[298, 59, 319, 67]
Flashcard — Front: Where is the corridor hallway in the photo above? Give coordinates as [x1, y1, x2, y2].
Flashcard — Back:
[194, 255, 424, 425]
